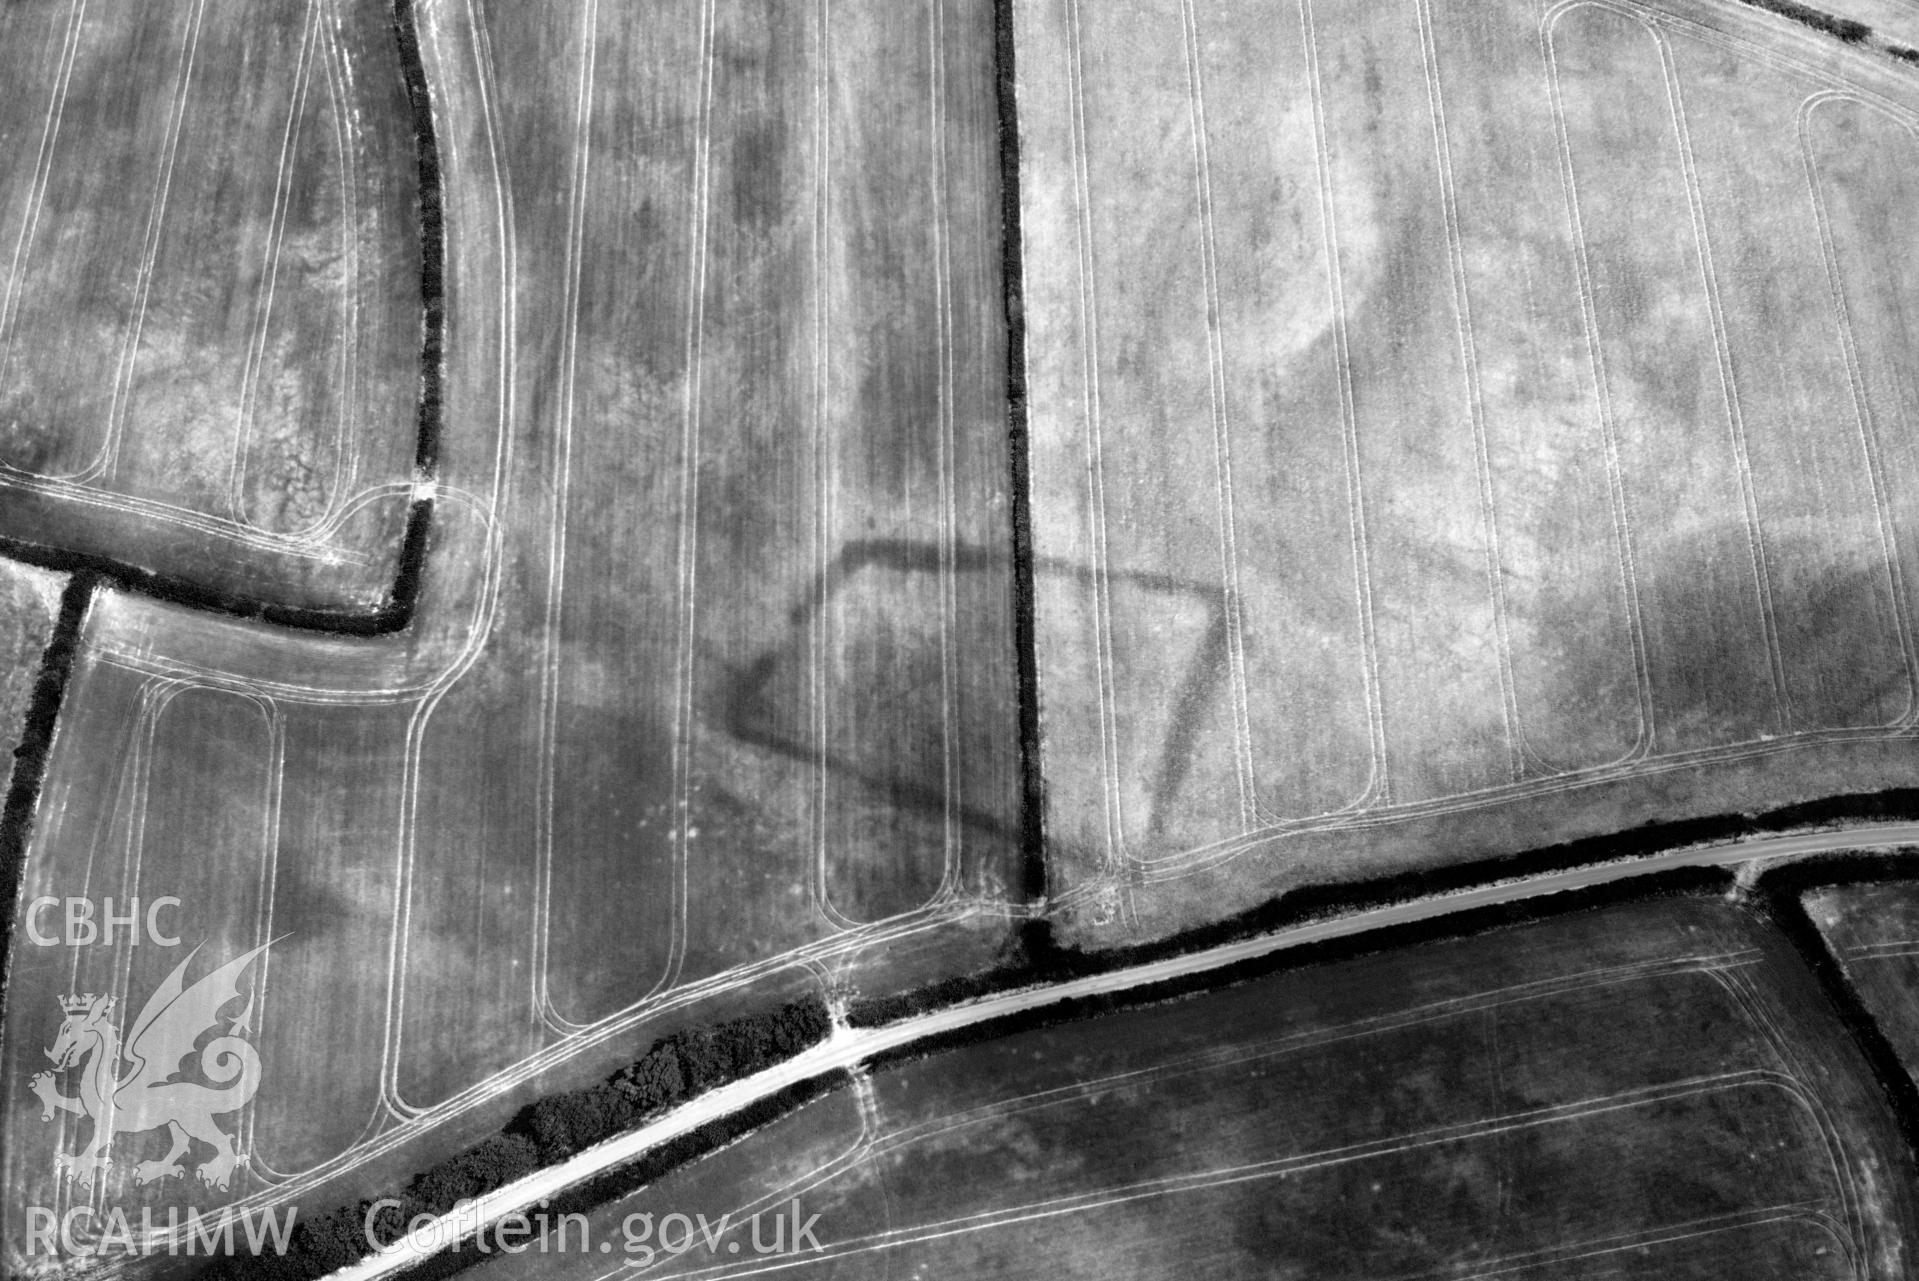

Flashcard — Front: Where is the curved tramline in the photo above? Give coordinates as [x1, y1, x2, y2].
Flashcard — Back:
[1, 0, 1026, 1264]
[326, 826, 1919, 1281]
[0, 0, 425, 613]
[8, 0, 1919, 1275]
[1015, 0, 1919, 944]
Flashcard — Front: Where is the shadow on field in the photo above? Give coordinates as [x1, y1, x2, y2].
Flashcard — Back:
[719, 519, 1919, 907]
[718, 538, 1234, 843]
[1542, 519, 1917, 749]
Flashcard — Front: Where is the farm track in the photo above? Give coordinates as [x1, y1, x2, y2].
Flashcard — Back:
[1016, 0, 1919, 950]
[0, 0, 448, 1039]
[2, 0, 1028, 1251]
[0, 0, 443, 631]
[0, 1, 1909, 935]
[0, 0, 433, 617]
[10, 0, 1919, 1272]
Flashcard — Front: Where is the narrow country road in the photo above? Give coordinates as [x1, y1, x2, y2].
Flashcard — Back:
[332, 822, 1919, 1279]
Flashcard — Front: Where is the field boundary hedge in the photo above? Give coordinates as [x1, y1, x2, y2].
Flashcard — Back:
[206, 995, 831, 1280]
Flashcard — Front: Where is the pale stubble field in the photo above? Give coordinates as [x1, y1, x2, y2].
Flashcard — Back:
[1018, 0, 1919, 942]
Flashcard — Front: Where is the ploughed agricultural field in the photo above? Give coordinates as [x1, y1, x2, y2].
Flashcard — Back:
[470, 896, 1917, 1280]
[0, 0, 421, 611]
[1806, 881, 1919, 1086]
[0, 0, 1019, 1258]
[1019, 0, 1919, 944]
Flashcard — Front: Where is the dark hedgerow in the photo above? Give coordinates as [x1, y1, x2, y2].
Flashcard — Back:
[844, 788, 1919, 1031]
[0, 575, 88, 1022]
[389, 0, 444, 477]
[1740, 0, 1873, 42]
[410, 1133, 544, 1214]
[847, 962, 1042, 1029]
[204, 995, 831, 1280]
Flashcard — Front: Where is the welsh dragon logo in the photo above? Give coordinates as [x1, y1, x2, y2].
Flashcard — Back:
[28, 940, 274, 1192]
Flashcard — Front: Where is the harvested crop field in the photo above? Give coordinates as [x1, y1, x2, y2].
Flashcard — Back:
[0, 0, 1023, 1255]
[1017, 0, 1919, 943]
[0, 0, 422, 610]
[1806, 880, 1919, 1084]
[472, 896, 1918, 1279]
[12, 0, 1919, 1273]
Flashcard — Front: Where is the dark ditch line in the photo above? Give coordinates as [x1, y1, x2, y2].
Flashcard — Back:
[0, 0, 446, 637]
[853, 786, 1919, 1026]
[1748, 873, 1919, 1200]
[0, 573, 93, 1032]
[992, 0, 1050, 943]
[202, 997, 834, 1281]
